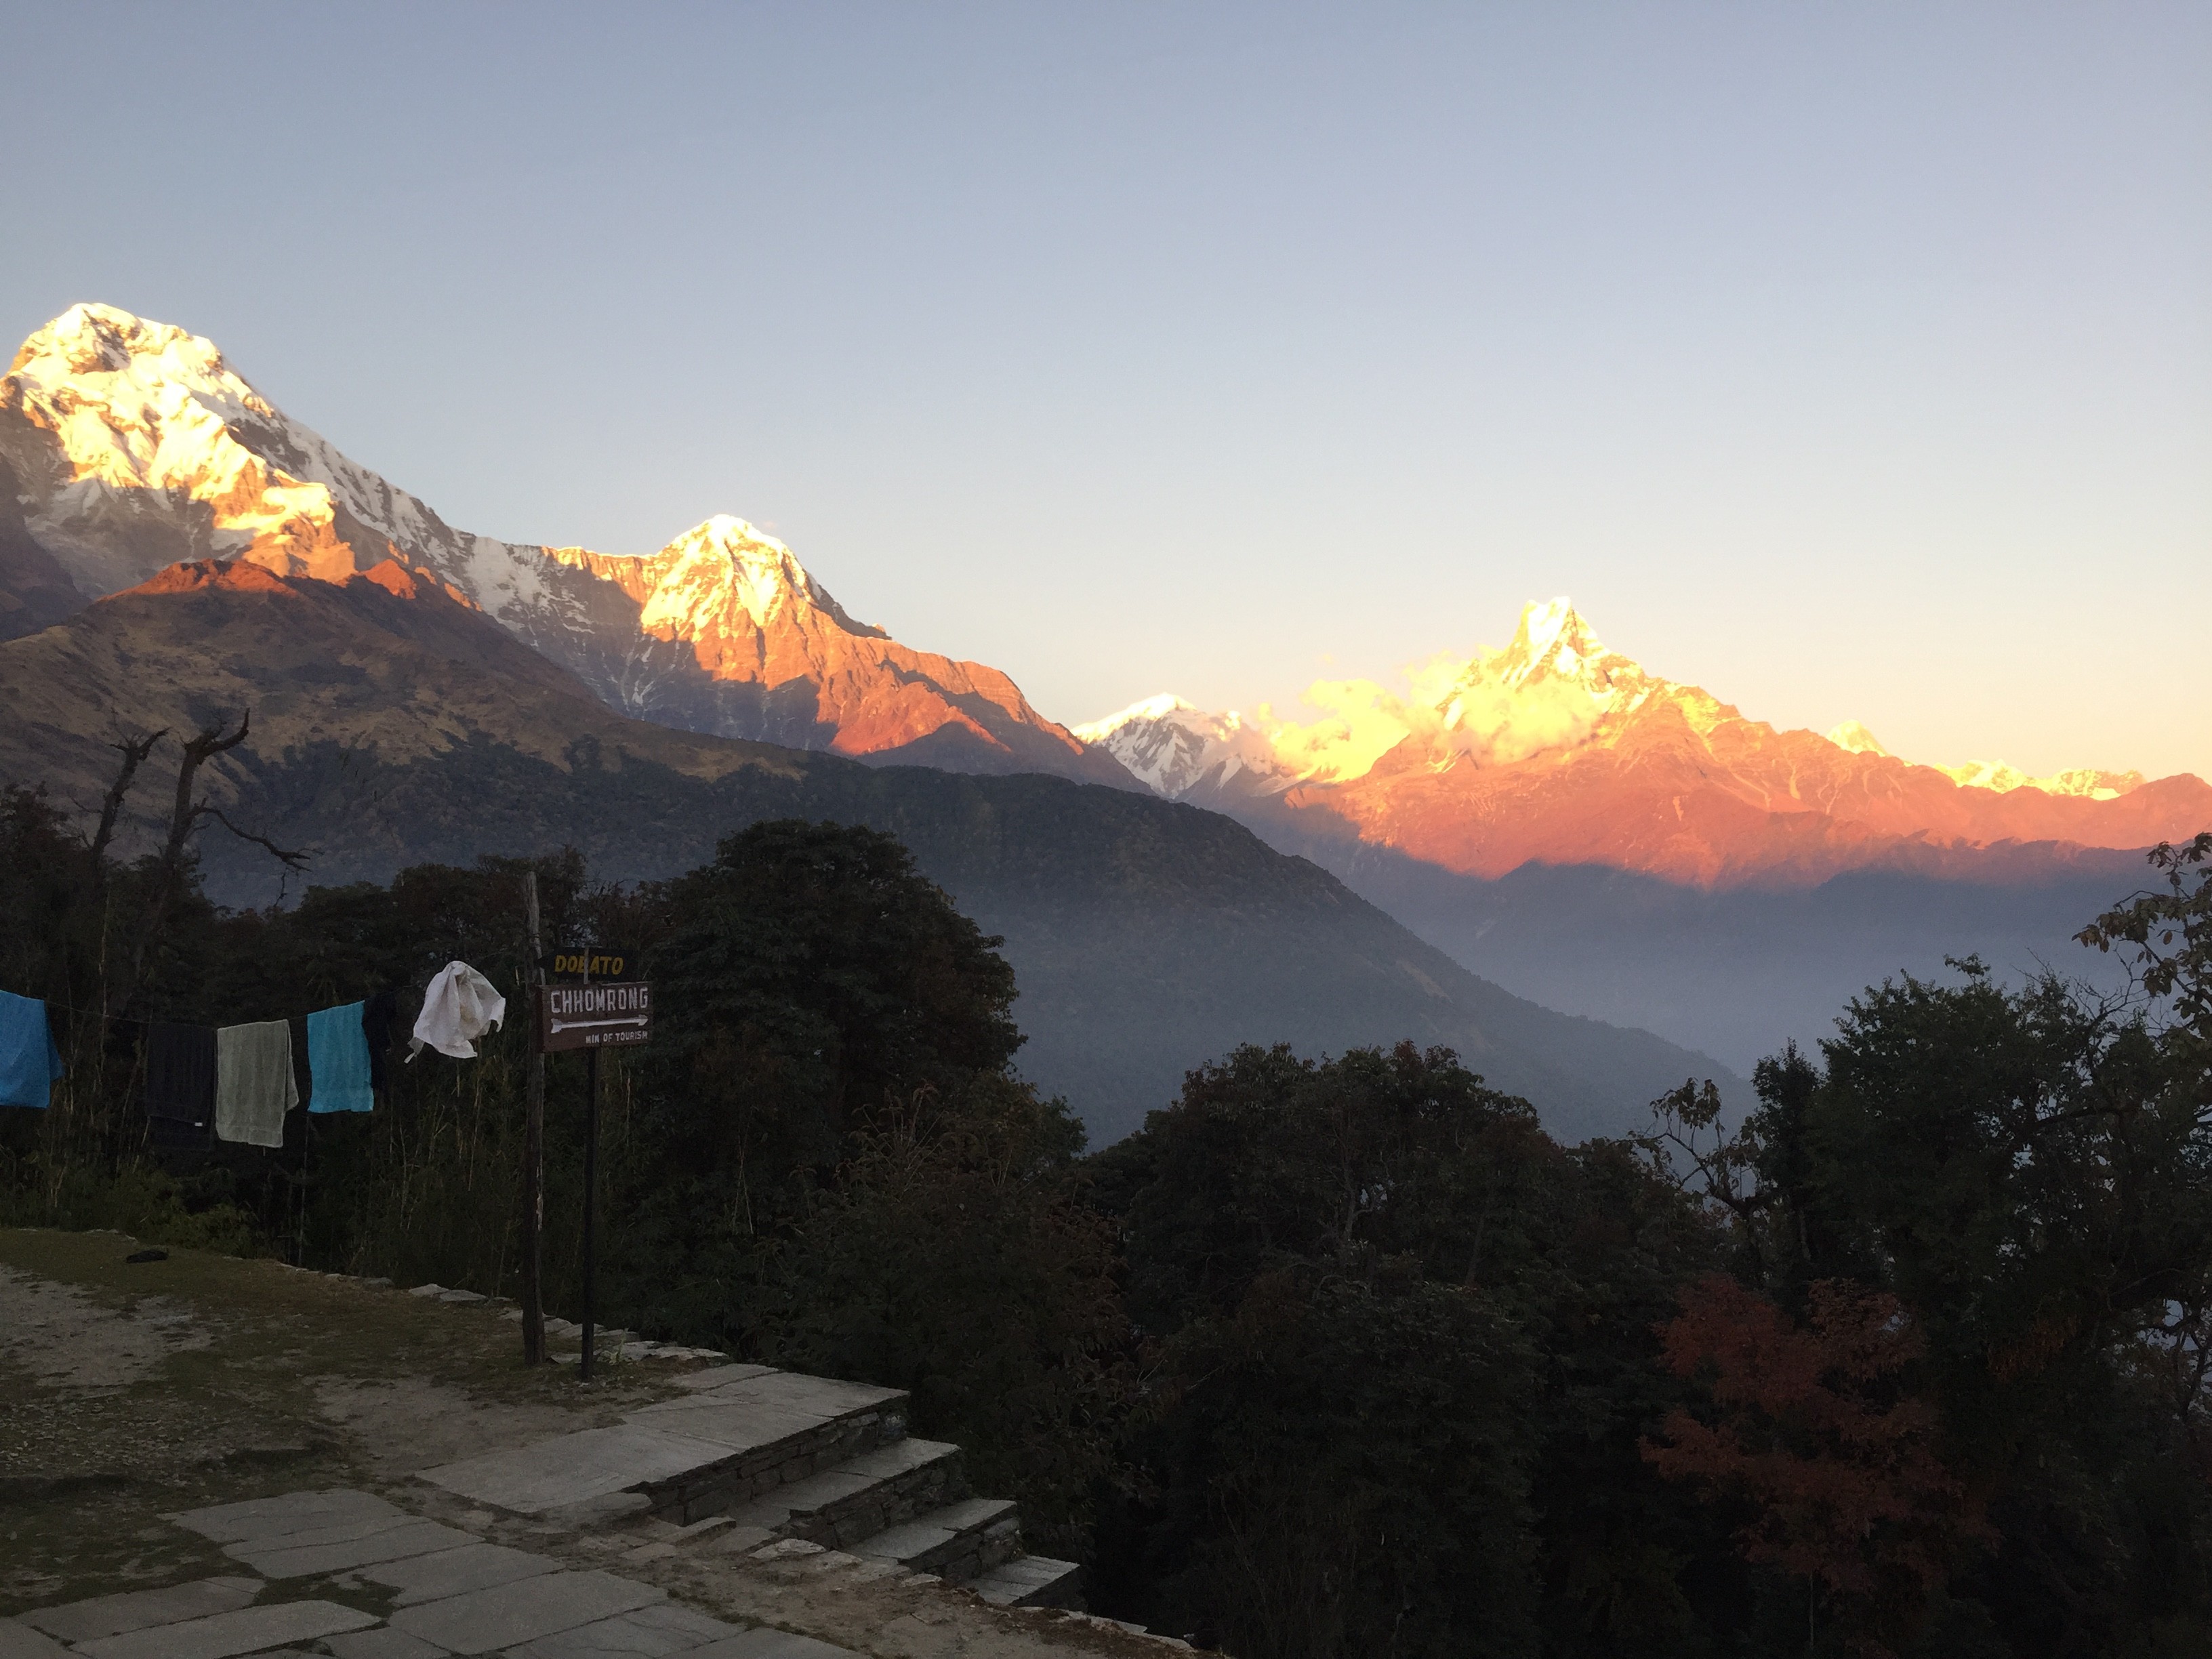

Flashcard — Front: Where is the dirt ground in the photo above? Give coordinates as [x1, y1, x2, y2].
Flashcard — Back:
[0, 1227, 1189, 1656]
[0, 1227, 676, 1613]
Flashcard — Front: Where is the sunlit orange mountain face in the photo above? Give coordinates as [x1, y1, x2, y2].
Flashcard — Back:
[6, 302, 2205, 1082]
[1075, 604, 2209, 1071]
[1078, 598, 2211, 890]
[0, 304, 1130, 785]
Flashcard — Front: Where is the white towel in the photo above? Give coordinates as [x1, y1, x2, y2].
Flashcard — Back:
[215, 1020, 298, 1147]
[409, 962, 507, 1060]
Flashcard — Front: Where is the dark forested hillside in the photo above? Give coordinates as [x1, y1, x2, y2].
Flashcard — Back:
[0, 564, 1739, 1141]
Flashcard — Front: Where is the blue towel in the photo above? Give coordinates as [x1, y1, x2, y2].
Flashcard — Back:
[0, 990, 64, 1109]
[306, 1001, 374, 1113]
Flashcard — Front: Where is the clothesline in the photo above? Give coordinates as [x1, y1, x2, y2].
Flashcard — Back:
[0, 964, 512, 1141]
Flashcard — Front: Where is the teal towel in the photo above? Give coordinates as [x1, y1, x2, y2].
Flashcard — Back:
[0, 990, 64, 1109]
[307, 1001, 374, 1113]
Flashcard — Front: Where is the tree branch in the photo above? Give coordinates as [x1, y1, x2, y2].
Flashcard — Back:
[198, 804, 311, 872]
[88, 727, 166, 905]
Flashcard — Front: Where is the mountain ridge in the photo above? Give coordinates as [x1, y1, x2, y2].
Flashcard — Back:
[1082, 598, 2211, 888]
[1, 302, 1128, 786]
[0, 558, 1742, 1143]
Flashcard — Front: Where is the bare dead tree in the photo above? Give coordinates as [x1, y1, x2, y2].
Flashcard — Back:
[87, 728, 167, 909]
[120, 710, 310, 1009]
[157, 713, 254, 876]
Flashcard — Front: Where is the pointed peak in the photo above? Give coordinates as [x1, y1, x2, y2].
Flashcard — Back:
[1488, 596, 1615, 687]
[1073, 693, 1205, 742]
[11, 302, 224, 380]
[1826, 720, 1890, 758]
[672, 513, 794, 557]
[649, 516, 886, 639]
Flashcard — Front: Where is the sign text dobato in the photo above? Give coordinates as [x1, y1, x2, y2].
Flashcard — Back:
[541, 949, 635, 982]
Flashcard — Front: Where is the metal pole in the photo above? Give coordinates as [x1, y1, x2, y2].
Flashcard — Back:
[520, 874, 546, 1367]
[581, 1042, 598, 1382]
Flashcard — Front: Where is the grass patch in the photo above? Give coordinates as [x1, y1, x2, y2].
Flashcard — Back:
[0, 1225, 684, 1614]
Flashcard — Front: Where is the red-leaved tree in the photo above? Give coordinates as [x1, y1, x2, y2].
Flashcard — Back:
[1643, 1274, 1989, 1653]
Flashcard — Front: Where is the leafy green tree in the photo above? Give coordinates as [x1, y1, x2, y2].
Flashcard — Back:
[1090, 1042, 1725, 1658]
[605, 820, 1027, 1347]
[756, 1072, 1133, 1553]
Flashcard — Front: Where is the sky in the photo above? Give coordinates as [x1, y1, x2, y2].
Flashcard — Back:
[4, 3, 2207, 779]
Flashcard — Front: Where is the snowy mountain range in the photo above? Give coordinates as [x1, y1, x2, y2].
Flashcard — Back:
[1079, 598, 2210, 886]
[3, 302, 2204, 894]
[0, 304, 1126, 784]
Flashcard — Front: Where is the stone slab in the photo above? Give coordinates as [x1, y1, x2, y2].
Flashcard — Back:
[695, 1374, 902, 1418]
[0, 1619, 72, 1659]
[23, 1576, 260, 1641]
[672, 1364, 776, 1391]
[325, 1632, 454, 1659]
[73, 1599, 378, 1659]
[981, 1553, 1078, 1586]
[421, 1426, 737, 1515]
[229, 1518, 478, 1578]
[850, 1519, 954, 1559]
[726, 1437, 956, 1531]
[623, 1399, 833, 1452]
[691, 1632, 858, 1659]
[354, 1540, 564, 1605]
[387, 1570, 663, 1654]
[504, 1600, 747, 1656]
[223, 1511, 419, 1556]
[853, 1497, 1014, 1563]
[171, 1488, 405, 1544]
[972, 1555, 1082, 1607]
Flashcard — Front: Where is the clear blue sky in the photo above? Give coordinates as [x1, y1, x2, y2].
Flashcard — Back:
[5, 3, 2207, 777]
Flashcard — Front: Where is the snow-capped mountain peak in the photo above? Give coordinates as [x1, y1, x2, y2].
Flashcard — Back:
[1825, 720, 1891, 757]
[1936, 760, 2146, 800]
[638, 515, 886, 640]
[4, 302, 478, 598]
[1074, 695, 1290, 799]
[0, 302, 1128, 785]
[16, 302, 224, 384]
[1438, 598, 1662, 721]
[1495, 596, 1609, 686]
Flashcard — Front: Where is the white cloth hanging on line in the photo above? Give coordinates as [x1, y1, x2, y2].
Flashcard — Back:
[409, 962, 507, 1060]
[215, 1019, 297, 1146]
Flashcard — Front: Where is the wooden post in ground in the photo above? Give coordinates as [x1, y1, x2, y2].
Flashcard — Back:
[520, 870, 548, 1366]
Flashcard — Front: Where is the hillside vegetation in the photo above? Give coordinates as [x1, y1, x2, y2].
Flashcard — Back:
[4, 768, 2210, 1656]
[0, 565, 1738, 1140]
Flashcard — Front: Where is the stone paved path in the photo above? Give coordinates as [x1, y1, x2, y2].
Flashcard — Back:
[0, 1488, 854, 1658]
[0, 1231, 1188, 1658]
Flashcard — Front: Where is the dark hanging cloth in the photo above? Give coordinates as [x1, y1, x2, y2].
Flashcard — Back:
[145, 1022, 218, 1127]
[148, 1113, 215, 1151]
[363, 989, 399, 1094]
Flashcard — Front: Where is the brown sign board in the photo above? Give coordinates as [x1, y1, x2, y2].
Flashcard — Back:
[537, 981, 652, 1052]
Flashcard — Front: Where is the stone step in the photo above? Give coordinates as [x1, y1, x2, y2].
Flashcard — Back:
[971, 1553, 1084, 1611]
[419, 1367, 907, 1527]
[851, 1496, 1023, 1582]
[723, 1436, 966, 1551]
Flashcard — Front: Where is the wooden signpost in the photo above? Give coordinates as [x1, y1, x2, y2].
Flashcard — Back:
[534, 955, 651, 1380]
